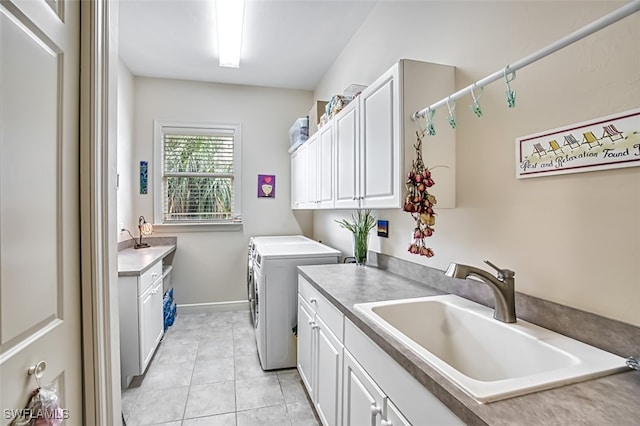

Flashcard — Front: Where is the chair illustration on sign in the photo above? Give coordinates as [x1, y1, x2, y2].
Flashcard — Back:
[563, 134, 581, 151]
[582, 131, 602, 149]
[548, 140, 565, 155]
[532, 143, 547, 157]
[602, 124, 624, 142]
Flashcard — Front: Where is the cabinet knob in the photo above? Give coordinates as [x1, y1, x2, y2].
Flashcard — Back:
[309, 297, 317, 304]
[308, 319, 315, 325]
[371, 402, 383, 419]
[312, 324, 320, 330]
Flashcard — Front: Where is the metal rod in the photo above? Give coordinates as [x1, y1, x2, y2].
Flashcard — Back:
[412, 0, 640, 120]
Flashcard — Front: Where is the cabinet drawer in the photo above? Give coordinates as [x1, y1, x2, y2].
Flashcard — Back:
[299, 275, 344, 340]
[138, 261, 162, 296]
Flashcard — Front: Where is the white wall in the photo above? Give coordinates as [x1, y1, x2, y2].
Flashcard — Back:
[117, 59, 135, 242]
[132, 78, 313, 304]
[313, 1, 640, 326]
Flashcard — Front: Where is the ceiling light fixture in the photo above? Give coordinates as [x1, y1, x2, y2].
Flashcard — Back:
[216, 0, 245, 68]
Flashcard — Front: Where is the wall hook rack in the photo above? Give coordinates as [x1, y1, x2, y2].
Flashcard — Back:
[411, 0, 640, 122]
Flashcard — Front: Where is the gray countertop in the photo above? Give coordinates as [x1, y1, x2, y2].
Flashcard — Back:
[118, 244, 176, 276]
[298, 263, 640, 426]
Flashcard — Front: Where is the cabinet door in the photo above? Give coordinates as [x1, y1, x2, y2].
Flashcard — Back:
[360, 65, 401, 209]
[307, 136, 319, 207]
[315, 315, 343, 426]
[297, 295, 315, 398]
[383, 399, 411, 426]
[291, 143, 309, 208]
[291, 149, 300, 208]
[343, 350, 385, 426]
[334, 101, 360, 208]
[139, 276, 164, 372]
[150, 278, 165, 350]
[318, 123, 334, 208]
[139, 285, 156, 371]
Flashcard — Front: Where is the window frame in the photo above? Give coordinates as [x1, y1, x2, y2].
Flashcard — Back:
[153, 120, 242, 231]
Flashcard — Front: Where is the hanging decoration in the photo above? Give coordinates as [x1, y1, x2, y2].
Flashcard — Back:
[403, 130, 437, 258]
[10, 361, 66, 425]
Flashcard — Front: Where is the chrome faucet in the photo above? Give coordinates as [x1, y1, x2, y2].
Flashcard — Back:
[445, 260, 516, 323]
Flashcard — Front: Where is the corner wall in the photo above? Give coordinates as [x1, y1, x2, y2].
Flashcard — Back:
[132, 78, 313, 304]
[116, 59, 135, 242]
[312, 1, 640, 325]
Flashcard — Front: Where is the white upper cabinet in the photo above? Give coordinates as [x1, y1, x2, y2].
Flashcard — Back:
[291, 59, 456, 210]
[318, 123, 335, 208]
[307, 135, 319, 207]
[334, 100, 360, 209]
[291, 140, 308, 208]
[359, 65, 401, 209]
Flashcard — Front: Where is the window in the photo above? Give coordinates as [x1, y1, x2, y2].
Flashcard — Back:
[154, 121, 242, 227]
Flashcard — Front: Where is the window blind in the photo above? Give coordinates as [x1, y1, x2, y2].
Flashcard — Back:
[161, 130, 236, 222]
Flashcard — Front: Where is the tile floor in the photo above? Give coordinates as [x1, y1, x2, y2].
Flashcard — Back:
[121, 310, 320, 426]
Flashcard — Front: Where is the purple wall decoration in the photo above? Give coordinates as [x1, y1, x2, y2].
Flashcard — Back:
[258, 174, 276, 198]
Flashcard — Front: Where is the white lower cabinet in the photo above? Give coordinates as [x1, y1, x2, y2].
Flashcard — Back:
[342, 350, 386, 426]
[297, 295, 315, 393]
[343, 347, 411, 426]
[119, 260, 165, 387]
[139, 276, 164, 368]
[344, 318, 464, 426]
[316, 315, 343, 425]
[297, 274, 464, 426]
[298, 277, 344, 426]
[385, 400, 411, 426]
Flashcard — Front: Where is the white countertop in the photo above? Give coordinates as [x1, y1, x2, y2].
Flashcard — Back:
[118, 244, 176, 276]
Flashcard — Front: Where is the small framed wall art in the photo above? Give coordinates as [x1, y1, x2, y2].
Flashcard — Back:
[140, 161, 148, 194]
[258, 174, 276, 198]
[377, 220, 389, 238]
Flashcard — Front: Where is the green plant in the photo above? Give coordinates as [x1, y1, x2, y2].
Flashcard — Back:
[335, 210, 376, 265]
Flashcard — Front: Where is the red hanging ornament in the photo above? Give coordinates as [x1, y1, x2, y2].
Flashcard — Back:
[404, 131, 436, 258]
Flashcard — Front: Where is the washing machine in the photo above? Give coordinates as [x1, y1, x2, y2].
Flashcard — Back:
[252, 236, 340, 370]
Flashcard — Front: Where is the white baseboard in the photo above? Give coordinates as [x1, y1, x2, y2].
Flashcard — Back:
[177, 300, 249, 315]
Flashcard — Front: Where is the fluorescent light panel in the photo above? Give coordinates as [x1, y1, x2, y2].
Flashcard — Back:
[216, 0, 245, 68]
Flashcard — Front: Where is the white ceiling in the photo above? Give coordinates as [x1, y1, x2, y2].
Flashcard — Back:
[118, 0, 378, 91]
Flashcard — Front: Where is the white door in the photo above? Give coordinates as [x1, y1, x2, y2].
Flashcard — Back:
[315, 316, 343, 426]
[292, 143, 309, 208]
[297, 295, 315, 398]
[342, 350, 385, 426]
[139, 285, 156, 371]
[317, 123, 334, 208]
[334, 101, 360, 208]
[360, 66, 401, 209]
[385, 399, 411, 426]
[0, 1, 82, 424]
[306, 135, 318, 207]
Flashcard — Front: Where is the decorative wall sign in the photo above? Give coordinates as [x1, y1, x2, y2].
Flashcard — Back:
[516, 108, 640, 178]
[139, 161, 148, 194]
[257, 174, 275, 198]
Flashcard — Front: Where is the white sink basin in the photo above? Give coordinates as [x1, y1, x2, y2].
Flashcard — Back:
[354, 294, 626, 403]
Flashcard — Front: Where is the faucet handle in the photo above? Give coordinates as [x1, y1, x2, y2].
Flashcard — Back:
[484, 260, 515, 280]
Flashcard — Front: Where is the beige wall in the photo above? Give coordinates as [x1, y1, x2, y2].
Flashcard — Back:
[312, 1, 640, 325]
[131, 78, 313, 304]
